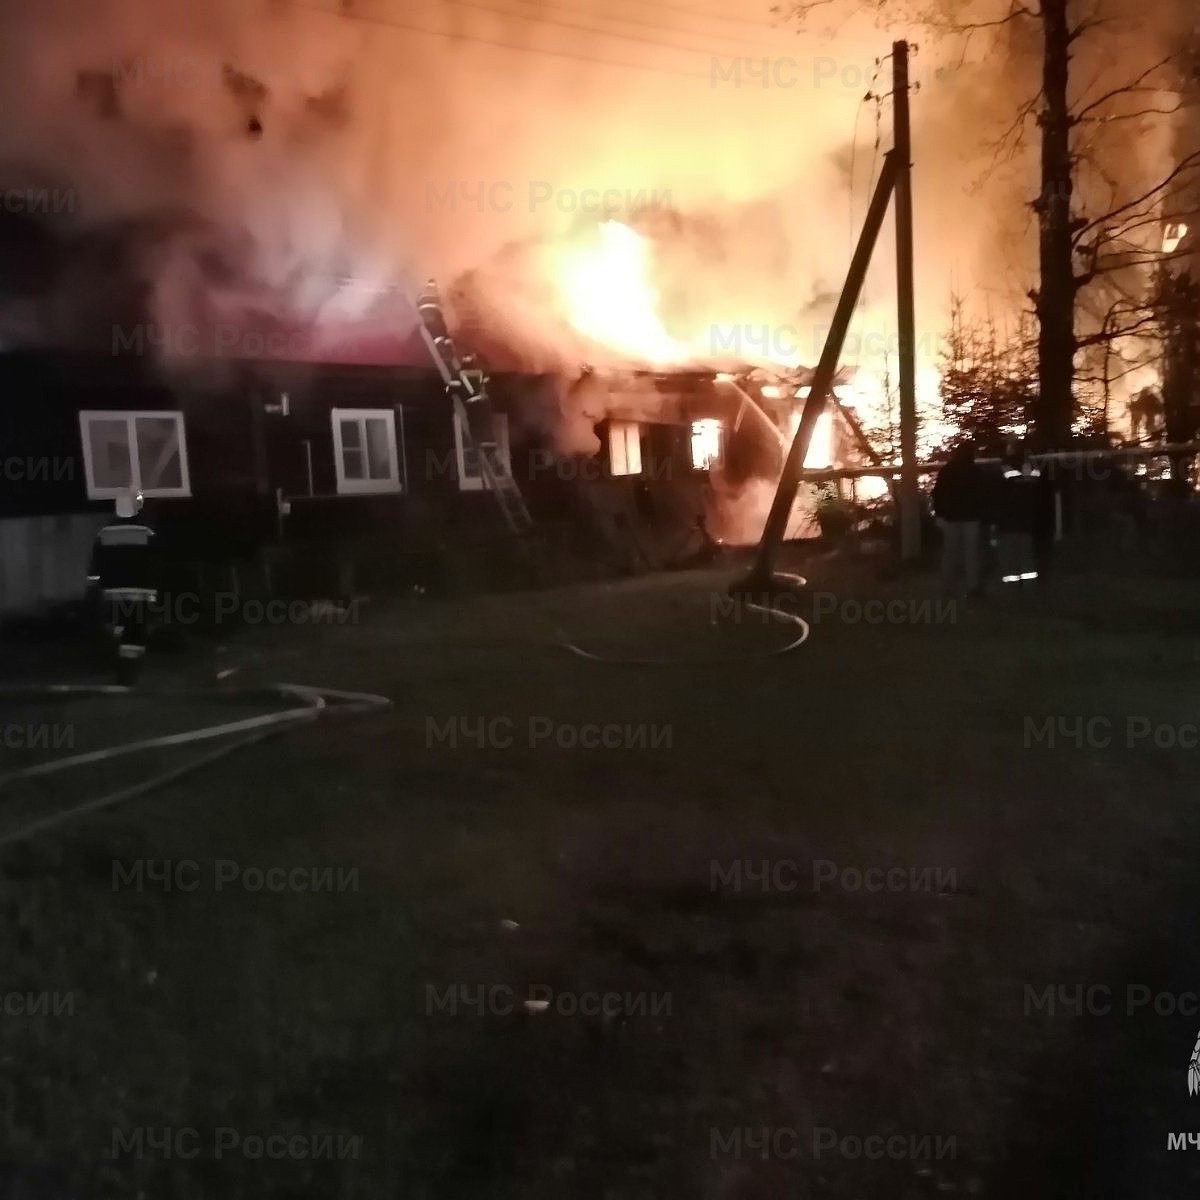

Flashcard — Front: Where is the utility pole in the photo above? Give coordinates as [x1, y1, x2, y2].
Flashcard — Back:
[893, 40, 921, 562]
[743, 153, 900, 589]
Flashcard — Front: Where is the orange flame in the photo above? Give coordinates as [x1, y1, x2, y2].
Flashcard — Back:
[554, 221, 689, 364]
[552, 220, 951, 472]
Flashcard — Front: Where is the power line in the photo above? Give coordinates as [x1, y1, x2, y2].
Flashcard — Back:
[496, 0, 797, 54]
[865, 89, 886, 213]
[294, 0, 887, 84]
[606, 0, 793, 33]
[519, 0, 888, 53]
[284, 0, 717, 81]
[428, 0, 740, 60]
[848, 56, 887, 254]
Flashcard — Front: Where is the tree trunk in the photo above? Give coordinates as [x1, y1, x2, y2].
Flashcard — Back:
[1162, 283, 1199, 493]
[1034, 0, 1077, 448]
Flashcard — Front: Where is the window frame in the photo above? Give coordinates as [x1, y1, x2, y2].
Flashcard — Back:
[453, 407, 511, 492]
[79, 410, 192, 500]
[608, 419, 643, 477]
[331, 407, 403, 495]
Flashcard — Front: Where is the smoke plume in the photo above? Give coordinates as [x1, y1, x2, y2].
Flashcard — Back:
[0, 0, 1192, 422]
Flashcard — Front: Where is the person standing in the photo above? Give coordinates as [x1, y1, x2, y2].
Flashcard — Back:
[932, 442, 987, 596]
[87, 491, 158, 685]
[996, 456, 1041, 585]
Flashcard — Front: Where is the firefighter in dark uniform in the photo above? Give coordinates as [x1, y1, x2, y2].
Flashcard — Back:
[87, 491, 158, 684]
[996, 455, 1041, 585]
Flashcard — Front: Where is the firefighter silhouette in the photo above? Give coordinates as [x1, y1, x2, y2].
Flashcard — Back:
[996, 456, 1041, 584]
[87, 490, 158, 684]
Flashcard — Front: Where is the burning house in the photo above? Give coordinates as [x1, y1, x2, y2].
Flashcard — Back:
[0, 194, 907, 618]
[0, 0, 918, 616]
[0, 296, 823, 616]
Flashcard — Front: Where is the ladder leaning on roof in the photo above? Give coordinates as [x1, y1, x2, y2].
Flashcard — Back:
[414, 280, 534, 536]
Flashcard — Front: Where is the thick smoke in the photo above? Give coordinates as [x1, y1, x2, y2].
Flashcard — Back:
[0, 1, 977, 353]
[0, 0, 1191, 415]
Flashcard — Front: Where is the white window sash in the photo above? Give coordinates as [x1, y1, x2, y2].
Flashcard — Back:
[454, 409, 510, 492]
[331, 407, 402, 495]
[79, 410, 191, 500]
[609, 420, 642, 477]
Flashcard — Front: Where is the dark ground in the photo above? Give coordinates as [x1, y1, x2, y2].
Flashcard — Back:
[3, 550, 1200, 1198]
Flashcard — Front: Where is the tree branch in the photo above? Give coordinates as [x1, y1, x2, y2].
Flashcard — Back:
[1073, 55, 1176, 123]
[1076, 150, 1200, 240]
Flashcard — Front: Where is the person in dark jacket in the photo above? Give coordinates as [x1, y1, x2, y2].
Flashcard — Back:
[932, 442, 987, 595]
[87, 491, 158, 684]
[996, 456, 1041, 584]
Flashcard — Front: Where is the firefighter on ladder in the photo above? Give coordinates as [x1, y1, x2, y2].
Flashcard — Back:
[87, 490, 158, 684]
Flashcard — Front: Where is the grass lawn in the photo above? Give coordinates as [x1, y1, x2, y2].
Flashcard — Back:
[4, 552, 1200, 1198]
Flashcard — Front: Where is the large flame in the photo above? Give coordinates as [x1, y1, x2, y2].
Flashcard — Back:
[552, 219, 952, 475]
[789, 400, 835, 470]
[554, 221, 689, 365]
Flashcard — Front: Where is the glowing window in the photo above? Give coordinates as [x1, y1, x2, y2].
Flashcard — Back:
[609, 420, 642, 476]
[690, 419, 722, 471]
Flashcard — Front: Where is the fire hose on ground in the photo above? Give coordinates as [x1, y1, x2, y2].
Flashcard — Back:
[557, 573, 810, 666]
[0, 683, 392, 848]
[0, 573, 806, 841]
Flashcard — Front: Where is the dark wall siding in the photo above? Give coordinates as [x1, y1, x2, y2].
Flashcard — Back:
[0, 352, 772, 595]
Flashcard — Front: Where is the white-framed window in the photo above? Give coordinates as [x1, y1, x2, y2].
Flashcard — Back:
[608, 420, 642, 476]
[454, 408, 511, 491]
[79, 410, 191, 499]
[690, 419, 723, 471]
[331, 408, 403, 495]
